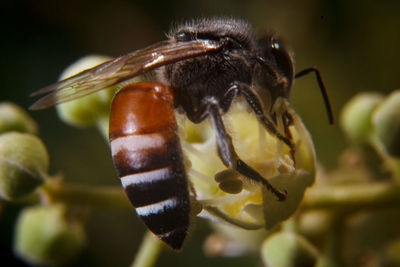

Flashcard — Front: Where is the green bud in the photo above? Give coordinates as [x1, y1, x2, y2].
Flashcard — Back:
[261, 232, 319, 267]
[372, 90, 400, 157]
[14, 204, 86, 265]
[56, 55, 115, 127]
[340, 93, 384, 145]
[0, 132, 49, 200]
[0, 102, 38, 134]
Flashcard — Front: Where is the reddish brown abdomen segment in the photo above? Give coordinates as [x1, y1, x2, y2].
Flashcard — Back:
[109, 82, 190, 250]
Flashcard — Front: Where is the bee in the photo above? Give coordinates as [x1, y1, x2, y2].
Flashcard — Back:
[31, 18, 333, 250]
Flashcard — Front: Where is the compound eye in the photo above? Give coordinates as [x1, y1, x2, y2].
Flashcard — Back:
[269, 38, 293, 81]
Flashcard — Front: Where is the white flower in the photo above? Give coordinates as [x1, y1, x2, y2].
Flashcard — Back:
[179, 97, 316, 230]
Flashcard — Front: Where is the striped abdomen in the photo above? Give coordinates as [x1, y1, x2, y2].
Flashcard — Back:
[109, 82, 190, 250]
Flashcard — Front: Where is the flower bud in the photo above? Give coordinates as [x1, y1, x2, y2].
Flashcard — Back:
[0, 132, 48, 200]
[56, 55, 115, 127]
[261, 232, 318, 267]
[0, 102, 38, 134]
[14, 204, 86, 265]
[340, 93, 384, 145]
[372, 90, 400, 157]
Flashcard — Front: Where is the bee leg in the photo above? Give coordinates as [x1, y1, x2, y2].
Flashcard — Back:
[283, 111, 294, 139]
[282, 111, 296, 162]
[219, 85, 239, 113]
[230, 82, 296, 160]
[207, 102, 287, 201]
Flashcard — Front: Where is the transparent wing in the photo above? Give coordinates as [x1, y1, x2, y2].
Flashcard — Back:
[30, 39, 222, 110]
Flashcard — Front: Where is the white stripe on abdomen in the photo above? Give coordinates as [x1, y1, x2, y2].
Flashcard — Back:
[110, 133, 167, 156]
[120, 167, 172, 187]
[135, 197, 179, 216]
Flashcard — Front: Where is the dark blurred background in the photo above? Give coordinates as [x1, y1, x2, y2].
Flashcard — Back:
[1, 0, 400, 266]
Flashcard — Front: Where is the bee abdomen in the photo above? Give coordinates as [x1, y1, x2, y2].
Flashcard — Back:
[109, 82, 190, 250]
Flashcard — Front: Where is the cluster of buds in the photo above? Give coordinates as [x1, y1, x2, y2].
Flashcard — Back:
[0, 102, 86, 265]
[341, 90, 400, 178]
[0, 103, 46, 200]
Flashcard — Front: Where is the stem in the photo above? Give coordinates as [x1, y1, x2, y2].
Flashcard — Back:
[371, 137, 400, 182]
[40, 180, 131, 210]
[131, 231, 163, 267]
[40, 181, 400, 212]
[302, 182, 400, 211]
[315, 214, 346, 267]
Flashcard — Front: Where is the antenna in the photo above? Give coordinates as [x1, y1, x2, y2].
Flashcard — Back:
[295, 67, 334, 124]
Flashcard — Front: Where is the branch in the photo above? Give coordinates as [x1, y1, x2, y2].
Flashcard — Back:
[302, 182, 400, 211]
[131, 231, 163, 267]
[40, 181, 131, 210]
[41, 180, 400, 213]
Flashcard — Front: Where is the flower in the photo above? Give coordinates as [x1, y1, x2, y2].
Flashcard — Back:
[180, 97, 316, 231]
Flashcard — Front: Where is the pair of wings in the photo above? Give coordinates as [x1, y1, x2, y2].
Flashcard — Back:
[30, 39, 223, 110]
